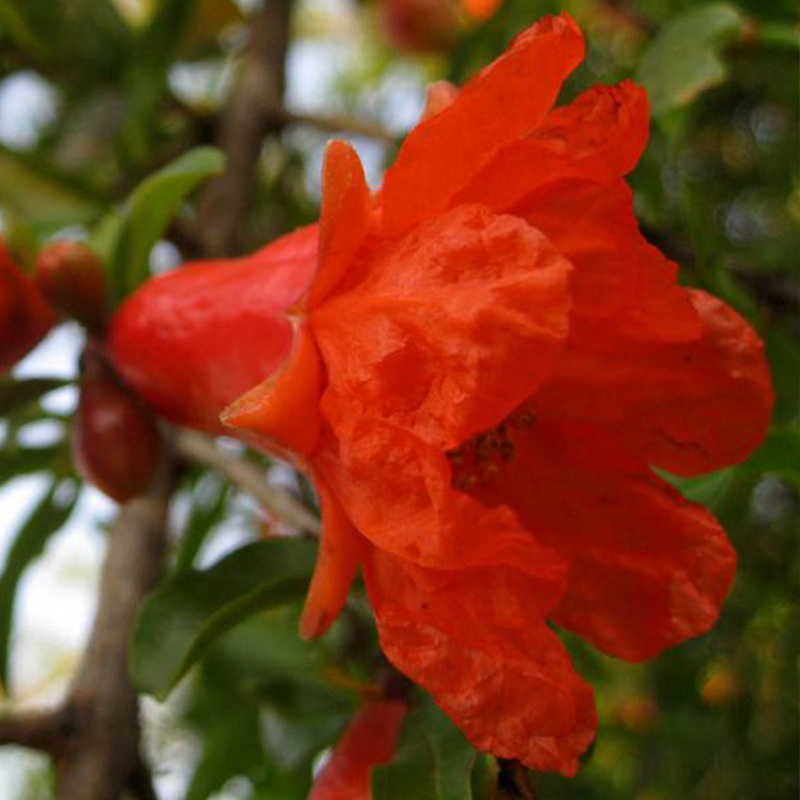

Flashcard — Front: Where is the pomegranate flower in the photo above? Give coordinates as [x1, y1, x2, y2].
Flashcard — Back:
[110, 13, 773, 776]
[381, 0, 502, 54]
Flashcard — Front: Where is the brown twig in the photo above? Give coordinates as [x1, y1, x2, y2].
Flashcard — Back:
[278, 107, 397, 143]
[174, 428, 320, 534]
[195, 0, 294, 257]
[127, 753, 160, 800]
[0, 707, 70, 754]
[497, 759, 538, 800]
[54, 453, 176, 800]
[170, 92, 397, 145]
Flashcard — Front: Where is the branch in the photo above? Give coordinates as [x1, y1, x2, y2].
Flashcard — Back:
[195, 0, 294, 257]
[0, 708, 68, 753]
[127, 753, 160, 800]
[497, 759, 538, 800]
[278, 107, 396, 144]
[174, 428, 320, 534]
[54, 453, 176, 800]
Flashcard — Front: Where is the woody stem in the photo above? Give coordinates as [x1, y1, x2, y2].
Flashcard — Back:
[173, 428, 320, 534]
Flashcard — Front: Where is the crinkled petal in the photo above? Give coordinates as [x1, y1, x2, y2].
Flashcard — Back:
[515, 178, 702, 344]
[314, 418, 566, 583]
[364, 535, 564, 637]
[306, 141, 374, 310]
[535, 289, 774, 475]
[382, 13, 584, 235]
[365, 549, 596, 776]
[453, 81, 649, 213]
[109, 225, 318, 434]
[311, 204, 571, 451]
[309, 700, 408, 800]
[300, 474, 367, 640]
[471, 419, 737, 662]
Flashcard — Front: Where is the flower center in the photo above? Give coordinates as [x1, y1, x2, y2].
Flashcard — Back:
[446, 406, 535, 491]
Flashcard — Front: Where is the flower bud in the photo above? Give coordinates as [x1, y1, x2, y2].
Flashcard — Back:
[0, 238, 55, 373]
[382, 0, 458, 53]
[73, 345, 161, 502]
[34, 241, 107, 332]
[700, 664, 740, 706]
[108, 225, 318, 435]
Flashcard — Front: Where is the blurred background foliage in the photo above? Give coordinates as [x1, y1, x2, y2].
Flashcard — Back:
[0, 0, 797, 798]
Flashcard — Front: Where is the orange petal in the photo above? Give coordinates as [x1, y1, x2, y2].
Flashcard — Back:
[314, 417, 567, 585]
[472, 419, 737, 661]
[453, 81, 649, 213]
[365, 549, 595, 775]
[535, 290, 774, 476]
[221, 324, 324, 457]
[300, 475, 367, 640]
[311, 204, 571, 452]
[309, 699, 407, 800]
[305, 141, 372, 311]
[381, 13, 584, 236]
[516, 178, 702, 344]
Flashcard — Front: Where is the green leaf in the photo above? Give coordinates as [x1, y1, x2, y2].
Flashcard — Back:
[0, 444, 67, 484]
[0, 208, 41, 273]
[0, 479, 78, 688]
[0, 0, 58, 58]
[372, 701, 479, 800]
[89, 210, 125, 274]
[130, 537, 316, 699]
[183, 672, 265, 800]
[122, 0, 202, 158]
[637, 4, 746, 117]
[0, 377, 70, 418]
[738, 426, 800, 482]
[174, 477, 230, 573]
[670, 467, 735, 509]
[766, 327, 800, 425]
[0, 145, 99, 229]
[183, 656, 314, 800]
[63, 0, 132, 77]
[110, 146, 225, 300]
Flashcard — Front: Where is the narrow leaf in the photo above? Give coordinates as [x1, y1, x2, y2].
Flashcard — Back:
[130, 537, 316, 699]
[372, 702, 478, 800]
[113, 146, 225, 300]
[183, 675, 264, 800]
[0, 444, 67, 484]
[0, 145, 98, 228]
[0, 0, 56, 57]
[0, 480, 78, 687]
[0, 377, 70, 418]
[637, 4, 746, 117]
[174, 477, 230, 573]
